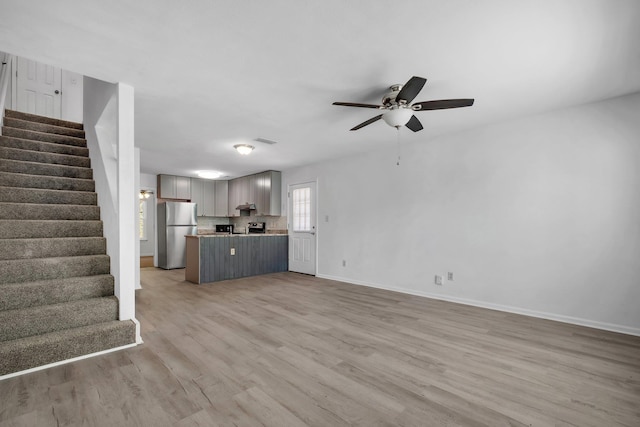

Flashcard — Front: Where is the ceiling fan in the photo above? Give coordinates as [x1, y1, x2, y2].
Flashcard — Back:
[333, 76, 474, 132]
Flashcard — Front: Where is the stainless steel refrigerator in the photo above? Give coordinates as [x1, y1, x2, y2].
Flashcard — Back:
[157, 202, 197, 269]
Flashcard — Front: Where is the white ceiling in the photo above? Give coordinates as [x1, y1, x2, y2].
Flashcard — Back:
[1, 0, 639, 179]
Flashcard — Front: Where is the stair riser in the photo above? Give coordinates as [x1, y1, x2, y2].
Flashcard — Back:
[0, 146, 90, 168]
[3, 117, 85, 139]
[0, 297, 118, 342]
[0, 171, 94, 192]
[1, 127, 87, 147]
[0, 135, 89, 157]
[0, 159, 93, 179]
[0, 237, 106, 260]
[0, 203, 100, 220]
[0, 255, 110, 284]
[0, 220, 103, 239]
[5, 109, 84, 131]
[0, 320, 136, 376]
[0, 187, 97, 205]
[0, 275, 114, 311]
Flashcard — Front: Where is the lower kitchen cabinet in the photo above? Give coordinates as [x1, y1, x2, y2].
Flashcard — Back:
[185, 235, 288, 284]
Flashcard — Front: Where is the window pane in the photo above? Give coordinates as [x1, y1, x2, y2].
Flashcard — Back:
[139, 200, 147, 240]
[292, 187, 311, 232]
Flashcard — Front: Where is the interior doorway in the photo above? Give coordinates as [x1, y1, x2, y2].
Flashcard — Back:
[288, 181, 317, 275]
[14, 56, 62, 118]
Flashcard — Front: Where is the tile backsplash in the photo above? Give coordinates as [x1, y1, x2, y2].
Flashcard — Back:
[197, 215, 287, 232]
[232, 215, 287, 233]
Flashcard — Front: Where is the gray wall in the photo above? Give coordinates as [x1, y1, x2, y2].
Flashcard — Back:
[282, 92, 640, 335]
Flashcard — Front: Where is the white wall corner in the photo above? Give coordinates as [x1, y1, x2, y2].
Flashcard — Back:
[116, 83, 136, 321]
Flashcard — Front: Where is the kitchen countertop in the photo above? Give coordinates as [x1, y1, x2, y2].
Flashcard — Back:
[189, 233, 288, 238]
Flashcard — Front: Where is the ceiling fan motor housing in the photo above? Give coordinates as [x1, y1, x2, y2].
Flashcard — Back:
[382, 84, 403, 106]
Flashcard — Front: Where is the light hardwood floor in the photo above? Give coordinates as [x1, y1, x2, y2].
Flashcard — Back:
[1, 269, 639, 426]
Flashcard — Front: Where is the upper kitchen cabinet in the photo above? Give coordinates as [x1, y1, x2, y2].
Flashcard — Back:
[190, 178, 216, 217]
[227, 171, 281, 217]
[255, 171, 281, 216]
[214, 180, 228, 217]
[157, 174, 191, 200]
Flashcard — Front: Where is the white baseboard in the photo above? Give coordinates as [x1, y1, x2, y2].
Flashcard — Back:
[317, 274, 640, 337]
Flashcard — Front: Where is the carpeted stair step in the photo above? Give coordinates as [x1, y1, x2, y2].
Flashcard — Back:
[3, 117, 85, 139]
[0, 171, 94, 192]
[0, 219, 103, 239]
[0, 275, 114, 311]
[0, 320, 135, 376]
[0, 146, 90, 168]
[0, 236, 106, 260]
[0, 296, 119, 342]
[0, 186, 97, 205]
[1, 126, 87, 148]
[0, 202, 100, 220]
[0, 135, 89, 157]
[0, 158, 93, 179]
[4, 109, 84, 131]
[0, 254, 110, 284]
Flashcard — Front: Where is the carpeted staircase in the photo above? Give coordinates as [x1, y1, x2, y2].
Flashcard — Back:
[0, 109, 136, 376]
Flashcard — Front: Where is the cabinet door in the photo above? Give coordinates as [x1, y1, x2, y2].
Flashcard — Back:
[176, 176, 191, 200]
[190, 178, 204, 216]
[203, 180, 216, 216]
[228, 178, 239, 217]
[215, 180, 228, 217]
[268, 171, 281, 216]
[249, 174, 258, 205]
[260, 172, 271, 215]
[158, 174, 176, 199]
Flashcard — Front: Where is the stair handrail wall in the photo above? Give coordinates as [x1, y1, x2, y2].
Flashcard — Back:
[0, 52, 14, 132]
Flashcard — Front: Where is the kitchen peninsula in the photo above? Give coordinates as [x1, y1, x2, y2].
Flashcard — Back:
[185, 234, 288, 284]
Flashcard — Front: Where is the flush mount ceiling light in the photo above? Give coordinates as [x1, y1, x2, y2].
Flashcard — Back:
[196, 170, 222, 179]
[139, 190, 153, 199]
[234, 144, 254, 155]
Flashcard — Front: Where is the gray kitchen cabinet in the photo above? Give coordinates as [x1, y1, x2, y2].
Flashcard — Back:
[227, 171, 281, 217]
[191, 178, 204, 215]
[255, 171, 281, 216]
[158, 174, 191, 200]
[191, 178, 216, 216]
[227, 178, 240, 217]
[214, 180, 228, 217]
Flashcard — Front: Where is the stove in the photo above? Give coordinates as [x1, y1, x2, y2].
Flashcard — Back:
[247, 222, 266, 234]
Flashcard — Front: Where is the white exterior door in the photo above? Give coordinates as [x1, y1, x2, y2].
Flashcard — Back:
[288, 181, 317, 275]
[15, 57, 62, 118]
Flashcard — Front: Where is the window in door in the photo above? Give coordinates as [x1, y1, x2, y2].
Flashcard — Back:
[292, 187, 311, 232]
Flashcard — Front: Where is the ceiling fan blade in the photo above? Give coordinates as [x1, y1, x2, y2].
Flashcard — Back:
[395, 76, 427, 104]
[333, 102, 382, 109]
[350, 114, 383, 131]
[412, 99, 475, 111]
[405, 115, 423, 132]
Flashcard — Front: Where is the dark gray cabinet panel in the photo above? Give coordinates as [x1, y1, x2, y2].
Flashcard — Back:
[197, 236, 288, 283]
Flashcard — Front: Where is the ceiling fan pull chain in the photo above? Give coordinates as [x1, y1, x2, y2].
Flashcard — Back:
[396, 127, 401, 166]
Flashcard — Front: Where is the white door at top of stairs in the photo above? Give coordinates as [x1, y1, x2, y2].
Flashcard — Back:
[14, 56, 62, 119]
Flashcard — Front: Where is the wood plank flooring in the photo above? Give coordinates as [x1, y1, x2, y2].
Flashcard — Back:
[1, 269, 639, 426]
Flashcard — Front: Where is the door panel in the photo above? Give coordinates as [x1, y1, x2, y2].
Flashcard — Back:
[288, 181, 316, 275]
[16, 57, 61, 118]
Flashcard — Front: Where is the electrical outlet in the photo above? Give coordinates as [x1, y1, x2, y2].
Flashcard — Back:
[342, 260, 346, 267]
[230, 248, 235, 256]
[447, 272, 454, 281]
[435, 275, 443, 285]
[325, 215, 329, 222]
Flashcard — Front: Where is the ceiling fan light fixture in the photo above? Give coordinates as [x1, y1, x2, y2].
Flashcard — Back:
[234, 144, 255, 155]
[196, 170, 222, 179]
[382, 107, 414, 128]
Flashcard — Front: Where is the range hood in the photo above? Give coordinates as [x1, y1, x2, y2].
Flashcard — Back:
[236, 203, 256, 211]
